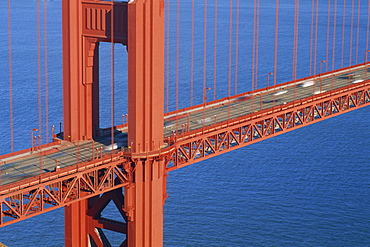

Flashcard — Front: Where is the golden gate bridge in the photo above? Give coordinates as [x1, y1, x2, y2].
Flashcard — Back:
[0, 0, 369, 246]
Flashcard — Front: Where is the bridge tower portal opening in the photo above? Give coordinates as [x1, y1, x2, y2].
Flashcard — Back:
[62, 0, 165, 246]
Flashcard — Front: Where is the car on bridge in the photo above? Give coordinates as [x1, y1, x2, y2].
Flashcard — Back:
[351, 79, 364, 84]
[299, 80, 315, 87]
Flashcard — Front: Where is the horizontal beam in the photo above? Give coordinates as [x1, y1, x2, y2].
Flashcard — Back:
[0, 157, 131, 227]
[82, 1, 128, 44]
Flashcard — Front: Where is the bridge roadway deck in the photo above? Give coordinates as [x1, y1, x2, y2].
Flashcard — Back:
[0, 64, 369, 187]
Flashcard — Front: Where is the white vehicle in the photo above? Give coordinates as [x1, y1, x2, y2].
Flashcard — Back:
[300, 80, 315, 87]
[274, 90, 288, 96]
[197, 118, 212, 124]
[105, 143, 118, 150]
[314, 89, 326, 95]
[351, 79, 364, 84]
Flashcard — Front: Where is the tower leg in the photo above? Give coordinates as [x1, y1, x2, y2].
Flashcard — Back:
[125, 159, 167, 247]
[65, 190, 128, 247]
[64, 199, 90, 247]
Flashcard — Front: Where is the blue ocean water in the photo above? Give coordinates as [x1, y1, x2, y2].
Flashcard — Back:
[0, 0, 369, 246]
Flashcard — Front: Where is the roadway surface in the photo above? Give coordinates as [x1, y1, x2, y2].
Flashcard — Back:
[0, 64, 369, 186]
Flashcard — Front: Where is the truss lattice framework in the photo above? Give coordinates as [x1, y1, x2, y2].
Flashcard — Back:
[1, 81, 369, 228]
[165, 81, 370, 171]
[0, 157, 131, 227]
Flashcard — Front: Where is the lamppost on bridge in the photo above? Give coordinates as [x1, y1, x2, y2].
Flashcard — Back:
[365, 50, 370, 64]
[203, 87, 211, 130]
[30, 128, 38, 152]
[266, 72, 273, 87]
[204, 87, 211, 104]
[319, 60, 326, 92]
[365, 50, 370, 81]
[319, 60, 326, 76]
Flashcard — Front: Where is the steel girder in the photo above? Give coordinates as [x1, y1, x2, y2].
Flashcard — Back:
[0, 81, 368, 242]
[0, 155, 131, 227]
[165, 81, 370, 171]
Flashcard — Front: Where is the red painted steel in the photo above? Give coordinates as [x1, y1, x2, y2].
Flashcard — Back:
[2, 2, 370, 247]
[127, 0, 164, 153]
[62, 0, 127, 142]
[0, 156, 130, 227]
[0, 75, 369, 245]
[126, 1, 166, 246]
[165, 80, 370, 171]
[62, 1, 129, 245]
[65, 189, 127, 247]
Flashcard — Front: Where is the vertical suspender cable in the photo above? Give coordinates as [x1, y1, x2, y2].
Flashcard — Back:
[202, 0, 207, 131]
[190, 0, 194, 106]
[235, 0, 240, 94]
[203, 0, 207, 103]
[252, 0, 256, 91]
[341, 0, 346, 68]
[366, 0, 370, 62]
[366, 1, 370, 62]
[44, 0, 49, 142]
[293, 0, 299, 101]
[313, 0, 319, 75]
[292, 0, 299, 81]
[166, 0, 170, 112]
[252, 0, 260, 89]
[349, 0, 354, 66]
[110, 0, 115, 152]
[309, 0, 314, 75]
[251, 1, 262, 90]
[256, 0, 260, 89]
[213, 0, 218, 100]
[228, 0, 232, 121]
[37, 0, 43, 145]
[355, 0, 360, 64]
[332, 0, 337, 70]
[274, 0, 279, 86]
[175, 0, 179, 117]
[36, 0, 43, 174]
[7, 0, 14, 153]
[325, 0, 330, 71]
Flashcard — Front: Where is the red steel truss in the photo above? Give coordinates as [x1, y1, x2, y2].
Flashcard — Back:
[1, 0, 370, 246]
[165, 80, 370, 171]
[0, 153, 131, 227]
[1, 79, 369, 245]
